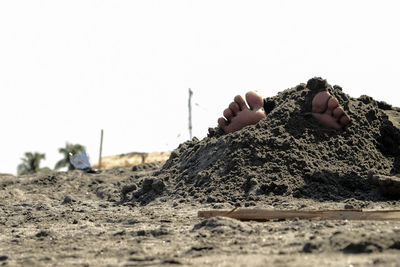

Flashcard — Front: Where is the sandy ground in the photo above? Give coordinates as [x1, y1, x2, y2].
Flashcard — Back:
[1, 167, 400, 267]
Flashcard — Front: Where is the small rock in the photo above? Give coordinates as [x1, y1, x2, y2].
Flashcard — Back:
[62, 196, 73, 204]
[152, 179, 165, 193]
[136, 230, 146, 236]
[150, 226, 170, 237]
[113, 230, 126, 236]
[122, 184, 137, 194]
[35, 230, 50, 238]
[131, 165, 140, 171]
[142, 178, 154, 192]
[342, 242, 381, 253]
[368, 171, 400, 199]
[192, 216, 252, 234]
[302, 242, 318, 253]
[0, 256, 8, 261]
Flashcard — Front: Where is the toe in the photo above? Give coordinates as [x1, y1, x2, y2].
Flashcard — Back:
[312, 113, 343, 130]
[229, 102, 240, 115]
[223, 108, 233, 121]
[312, 91, 332, 113]
[327, 97, 340, 114]
[332, 106, 345, 120]
[218, 117, 228, 130]
[245, 91, 264, 110]
[234, 95, 248, 111]
[340, 114, 351, 126]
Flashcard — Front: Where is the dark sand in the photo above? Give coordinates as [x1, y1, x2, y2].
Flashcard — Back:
[1, 78, 400, 266]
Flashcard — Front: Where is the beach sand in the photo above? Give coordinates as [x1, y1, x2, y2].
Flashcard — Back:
[1, 166, 400, 266]
[1, 78, 400, 266]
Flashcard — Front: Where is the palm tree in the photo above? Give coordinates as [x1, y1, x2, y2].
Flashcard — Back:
[55, 142, 86, 170]
[17, 152, 47, 175]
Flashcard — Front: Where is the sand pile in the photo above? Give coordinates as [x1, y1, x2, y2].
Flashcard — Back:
[126, 77, 400, 205]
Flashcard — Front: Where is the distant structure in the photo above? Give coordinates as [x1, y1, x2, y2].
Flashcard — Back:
[92, 151, 171, 170]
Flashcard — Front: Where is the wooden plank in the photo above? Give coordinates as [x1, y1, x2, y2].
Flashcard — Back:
[198, 209, 400, 221]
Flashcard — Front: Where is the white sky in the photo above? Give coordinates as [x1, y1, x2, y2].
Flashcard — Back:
[1, 0, 400, 174]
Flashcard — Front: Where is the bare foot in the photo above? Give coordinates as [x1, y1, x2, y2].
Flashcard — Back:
[218, 90, 351, 134]
[311, 91, 351, 130]
[218, 91, 267, 133]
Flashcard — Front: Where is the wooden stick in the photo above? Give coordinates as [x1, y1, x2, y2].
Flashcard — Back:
[98, 129, 104, 169]
[188, 88, 193, 140]
[198, 208, 400, 221]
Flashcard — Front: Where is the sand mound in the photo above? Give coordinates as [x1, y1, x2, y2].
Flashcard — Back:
[140, 77, 400, 205]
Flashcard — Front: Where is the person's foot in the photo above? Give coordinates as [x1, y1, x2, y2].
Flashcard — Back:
[311, 91, 351, 130]
[218, 91, 267, 133]
[218, 90, 351, 133]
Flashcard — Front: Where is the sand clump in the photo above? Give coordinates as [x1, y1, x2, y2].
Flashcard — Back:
[144, 77, 400, 205]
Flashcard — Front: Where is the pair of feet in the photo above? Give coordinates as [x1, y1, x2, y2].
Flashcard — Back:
[218, 91, 351, 133]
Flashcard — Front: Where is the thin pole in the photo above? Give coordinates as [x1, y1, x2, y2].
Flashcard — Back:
[99, 129, 104, 169]
[188, 88, 193, 140]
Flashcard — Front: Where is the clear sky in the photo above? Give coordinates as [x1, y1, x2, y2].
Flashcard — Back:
[1, 0, 400, 175]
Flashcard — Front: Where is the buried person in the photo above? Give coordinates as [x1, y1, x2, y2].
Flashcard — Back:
[217, 77, 351, 133]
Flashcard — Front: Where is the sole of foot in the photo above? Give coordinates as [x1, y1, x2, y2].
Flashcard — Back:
[218, 91, 267, 134]
[311, 91, 351, 130]
[218, 88, 351, 134]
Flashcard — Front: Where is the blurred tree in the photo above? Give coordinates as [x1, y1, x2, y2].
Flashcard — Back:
[55, 143, 86, 170]
[17, 152, 48, 175]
